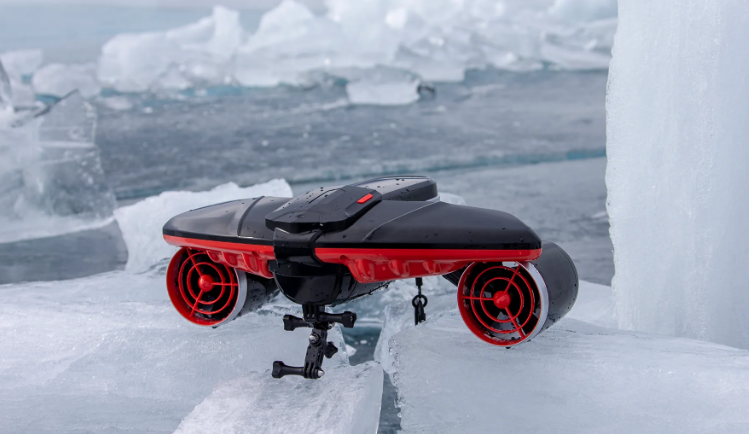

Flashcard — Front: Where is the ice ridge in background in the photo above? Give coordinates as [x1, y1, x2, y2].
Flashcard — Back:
[20, 0, 616, 105]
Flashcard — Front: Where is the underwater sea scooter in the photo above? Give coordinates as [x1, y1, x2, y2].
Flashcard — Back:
[162, 176, 579, 379]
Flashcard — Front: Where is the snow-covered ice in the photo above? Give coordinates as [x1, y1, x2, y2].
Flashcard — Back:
[606, 1, 749, 348]
[379, 296, 749, 433]
[114, 179, 292, 272]
[175, 362, 383, 434]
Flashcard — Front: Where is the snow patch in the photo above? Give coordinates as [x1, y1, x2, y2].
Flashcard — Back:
[114, 179, 292, 272]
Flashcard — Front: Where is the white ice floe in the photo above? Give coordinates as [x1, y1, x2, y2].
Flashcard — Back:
[0, 49, 43, 78]
[114, 179, 292, 273]
[607, 0, 749, 348]
[98, 5, 244, 93]
[89, 0, 617, 104]
[379, 305, 749, 433]
[32, 63, 101, 98]
[175, 362, 383, 434]
[0, 268, 374, 434]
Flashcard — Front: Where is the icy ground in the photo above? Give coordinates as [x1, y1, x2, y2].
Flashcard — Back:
[0, 270, 385, 434]
[0, 179, 387, 434]
[376, 282, 749, 434]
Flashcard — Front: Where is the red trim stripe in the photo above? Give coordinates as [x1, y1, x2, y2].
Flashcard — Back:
[315, 247, 541, 262]
[164, 235, 275, 257]
[315, 247, 541, 283]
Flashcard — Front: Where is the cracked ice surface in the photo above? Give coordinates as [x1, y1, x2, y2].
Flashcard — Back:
[378, 282, 749, 433]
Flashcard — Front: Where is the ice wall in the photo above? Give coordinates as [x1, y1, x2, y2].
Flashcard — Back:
[607, 1, 749, 348]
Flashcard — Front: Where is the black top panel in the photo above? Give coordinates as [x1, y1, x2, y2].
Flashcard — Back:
[163, 199, 253, 241]
[265, 186, 381, 234]
[350, 176, 438, 201]
[163, 176, 539, 251]
[163, 196, 287, 245]
[316, 201, 541, 250]
[238, 196, 290, 242]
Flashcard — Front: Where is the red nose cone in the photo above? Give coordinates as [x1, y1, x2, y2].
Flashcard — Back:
[493, 291, 512, 310]
[198, 274, 215, 292]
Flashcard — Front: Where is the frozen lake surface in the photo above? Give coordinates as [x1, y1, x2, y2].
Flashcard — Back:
[0, 3, 617, 433]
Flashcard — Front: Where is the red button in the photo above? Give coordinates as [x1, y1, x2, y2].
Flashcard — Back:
[356, 193, 373, 204]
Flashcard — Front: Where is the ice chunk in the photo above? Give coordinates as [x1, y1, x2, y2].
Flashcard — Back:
[114, 179, 293, 272]
[1, 51, 45, 111]
[606, 1, 749, 348]
[32, 63, 101, 98]
[383, 310, 749, 433]
[0, 59, 11, 116]
[175, 362, 383, 434]
[98, 6, 245, 93]
[346, 75, 420, 106]
[373, 288, 457, 375]
[0, 270, 352, 434]
[549, 0, 618, 22]
[0, 49, 43, 78]
[0, 92, 116, 243]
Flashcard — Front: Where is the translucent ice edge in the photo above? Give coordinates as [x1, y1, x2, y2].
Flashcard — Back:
[14, 0, 617, 105]
[175, 362, 383, 434]
[377, 285, 749, 433]
[374, 279, 616, 374]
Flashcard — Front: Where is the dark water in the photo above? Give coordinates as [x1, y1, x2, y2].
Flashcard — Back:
[95, 70, 607, 200]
